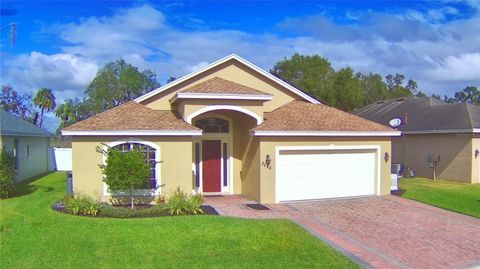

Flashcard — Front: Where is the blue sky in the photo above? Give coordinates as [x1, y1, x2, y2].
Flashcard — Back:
[1, 1, 479, 132]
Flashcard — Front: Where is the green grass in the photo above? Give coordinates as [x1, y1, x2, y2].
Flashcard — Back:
[399, 178, 480, 218]
[0, 172, 358, 269]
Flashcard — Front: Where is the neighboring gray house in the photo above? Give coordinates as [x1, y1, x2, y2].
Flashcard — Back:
[355, 96, 480, 184]
[0, 109, 52, 181]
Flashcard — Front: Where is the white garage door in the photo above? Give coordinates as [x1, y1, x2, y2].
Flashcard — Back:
[276, 149, 377, 202]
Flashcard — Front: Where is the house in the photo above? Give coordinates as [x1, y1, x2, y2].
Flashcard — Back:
[0, 109, 52, 181]
[62, 54, 400, 204]
[354, 96, 480, 184]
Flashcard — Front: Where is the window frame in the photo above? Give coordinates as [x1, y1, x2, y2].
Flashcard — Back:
[194, 117, 230, 133]
[102, 139, 161, 197]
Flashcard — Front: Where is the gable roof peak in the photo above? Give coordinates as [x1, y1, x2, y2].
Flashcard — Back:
[134, 54, 320, 104]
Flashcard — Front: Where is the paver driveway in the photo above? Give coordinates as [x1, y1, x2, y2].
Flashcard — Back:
[204, 195, 480, 269]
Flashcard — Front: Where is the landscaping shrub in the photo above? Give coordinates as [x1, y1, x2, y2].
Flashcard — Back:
[98, 146, 152, 209]
[167, 187, 204, 215]
[64, 194, 101, 216]
[186, 194, 204, 215]
[98, 204, 167, 218]
[0, 150, 15, 198]
[154, 195, 166, 205]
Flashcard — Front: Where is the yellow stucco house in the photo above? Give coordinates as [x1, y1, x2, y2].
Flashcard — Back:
[62, 54, 400, 204]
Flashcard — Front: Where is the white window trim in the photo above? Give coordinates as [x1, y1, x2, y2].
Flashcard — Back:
[62, 130, 202, 136]
[186, 105, 262, 125]
[274, 145, 382, 203]
[252, 130, 401, 137]
[102, 138, 161, 197]
[170, 93, 273, 103]
[134, 54, 320, 104]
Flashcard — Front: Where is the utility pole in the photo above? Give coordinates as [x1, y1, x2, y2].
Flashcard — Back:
[1, 23, 17, 45]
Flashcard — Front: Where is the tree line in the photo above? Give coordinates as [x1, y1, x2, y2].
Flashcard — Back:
[1, 54, 478, 134]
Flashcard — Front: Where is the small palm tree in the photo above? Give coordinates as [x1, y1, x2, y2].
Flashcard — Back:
[33, 88, 56, 128]
[55, 101, 77, 128]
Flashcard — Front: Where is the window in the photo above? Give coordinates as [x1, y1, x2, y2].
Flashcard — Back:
[13, 139, 19, 170]
[111, 143, 157, 189]
[194, 118, 229, 133]
[195, 143, 200, 188]
[223, 142, 228, 187]
[26, 145, 30, 158]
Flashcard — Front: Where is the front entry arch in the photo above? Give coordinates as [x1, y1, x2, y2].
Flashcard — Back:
[186, 105, 262, 125]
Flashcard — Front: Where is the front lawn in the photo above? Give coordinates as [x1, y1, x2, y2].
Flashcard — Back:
[0, 172, 358, 269]
[399, 178, 480, 218]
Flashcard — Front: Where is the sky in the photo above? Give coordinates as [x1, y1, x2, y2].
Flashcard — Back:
[1, 0, 479, 132]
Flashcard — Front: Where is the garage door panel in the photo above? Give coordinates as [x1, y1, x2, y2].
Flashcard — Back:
[277, 150, 376, 202]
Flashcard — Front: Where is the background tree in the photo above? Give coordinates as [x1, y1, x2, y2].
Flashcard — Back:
[55, 100, 77, 128]
[357, 73, 388, 105]
[270, 53, 335, 104]
[332, 67, 363, 111]
[33, 88, 56, 128]
[98, 146, 152, 208]
[385, 74, 417, 98]
[453, 86, 479, 104]
[85, 59, 160, 114]
[0, 85, 34, 120]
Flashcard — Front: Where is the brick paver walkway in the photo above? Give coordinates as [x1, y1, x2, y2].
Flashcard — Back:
[203, 195, 480, 269]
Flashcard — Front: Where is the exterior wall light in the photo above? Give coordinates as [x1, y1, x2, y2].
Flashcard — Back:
[384, 152, 390, 162]
[476, 149, 479, 159]
[265, 154, 271, 167]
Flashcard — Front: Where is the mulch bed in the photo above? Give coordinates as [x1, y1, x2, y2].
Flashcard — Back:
[52, 202, 219, 218]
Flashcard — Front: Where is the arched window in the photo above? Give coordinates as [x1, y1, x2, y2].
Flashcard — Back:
[111, 143, 157, 189]
[194, 117, 229, 133]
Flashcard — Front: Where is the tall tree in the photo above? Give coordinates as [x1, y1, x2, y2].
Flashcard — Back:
[0, 85, 33, 120]
[55, 100, 77, 128]
[357, 73, 388, 105]
[270, 53, 335, 104]
[385, 74, 417, 98]
[85, 59, 160, 114]
[332, 67, 363, 111]
[33, 88, 56, 128]
[453, 86, 480, 104]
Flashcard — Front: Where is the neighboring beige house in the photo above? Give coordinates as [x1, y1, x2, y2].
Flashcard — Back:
[355, 96, 480, 184]
[62, 54, 400, 204]
[1, 109, 52, 181]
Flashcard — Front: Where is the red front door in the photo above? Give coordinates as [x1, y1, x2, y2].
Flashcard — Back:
[202, 140, 221, 192]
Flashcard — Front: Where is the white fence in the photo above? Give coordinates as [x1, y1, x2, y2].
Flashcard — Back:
[51, 148, 72, 171]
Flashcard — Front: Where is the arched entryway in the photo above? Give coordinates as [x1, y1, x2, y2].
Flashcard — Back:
[192, 110, 258, 194]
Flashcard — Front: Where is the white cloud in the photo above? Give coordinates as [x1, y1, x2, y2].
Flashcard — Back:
[2, 2, 479, 113]
[3, 52, 98, 98]
[423, 53, 480, 82]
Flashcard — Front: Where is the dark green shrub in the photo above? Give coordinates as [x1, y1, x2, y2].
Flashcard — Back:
[64, 194, 101, 216]
[97, 146, 152, 209]
[98, 204, 167, 218]
[0, 150, 15, 198]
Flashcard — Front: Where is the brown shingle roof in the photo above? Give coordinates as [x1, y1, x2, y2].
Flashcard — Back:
[63, 101, 199, 131]
[254, 101, 394, 132]
[180, 77, 270, 95]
